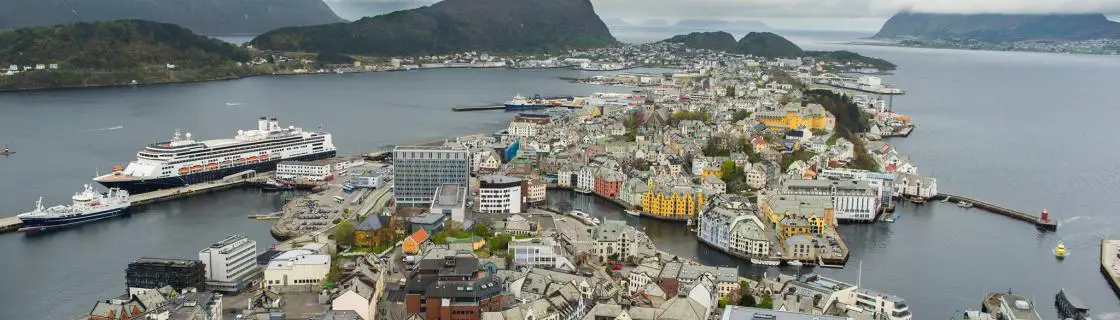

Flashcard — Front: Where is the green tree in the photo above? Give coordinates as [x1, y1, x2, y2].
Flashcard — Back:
[488, 234, 513, 253]
[738, 293, 757, 307]
[759, 296, 773, 309]
[334, 221, 355, 247]
[472, 223, 492, 237]
[718, 297, 729, 309]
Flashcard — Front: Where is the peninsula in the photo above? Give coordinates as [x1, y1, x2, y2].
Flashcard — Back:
[0, 0, 344, 34]
[869, 12, 1120, 54]
[249, 0, 618, 56]
[662, 31, 896, 71]
[0, 20, 251, 91]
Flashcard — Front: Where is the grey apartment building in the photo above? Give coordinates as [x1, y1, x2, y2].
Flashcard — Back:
[393, 146, 470, 207]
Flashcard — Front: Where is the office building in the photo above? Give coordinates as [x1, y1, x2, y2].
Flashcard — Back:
[780, 179, 879, 222]
[393, 146, 470, 207]
[263, 248, 331, 288]
[125, 258, 207, 291]
[478, 175, 523, 214]
[199, 234, 259, 292]
[429, 183, 467, 222]
[276, 160, 333, 181]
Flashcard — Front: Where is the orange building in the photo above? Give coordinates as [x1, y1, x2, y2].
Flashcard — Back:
[403, 228, 430, 255]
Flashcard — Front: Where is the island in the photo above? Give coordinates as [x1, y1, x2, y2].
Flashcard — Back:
[869, 12, 1120, 54]
[0, 0, 344, 35]
[661, 31, 896, 71]
[0, 20, 251, 91]
[249, 0, 618, 56]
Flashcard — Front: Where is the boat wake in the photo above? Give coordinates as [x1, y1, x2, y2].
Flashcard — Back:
[225, 102, 245, 106]
[1061, 216, 1084, 225]
[91, 125, 124, 131]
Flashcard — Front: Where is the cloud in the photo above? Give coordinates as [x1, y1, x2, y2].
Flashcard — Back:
[591, 0, 1120, 20]
[324, 0, 1120, 22]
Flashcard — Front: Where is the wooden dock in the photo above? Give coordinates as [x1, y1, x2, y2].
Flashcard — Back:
[1102, 239, 1120, 298]
[932, 193, 1057, 230]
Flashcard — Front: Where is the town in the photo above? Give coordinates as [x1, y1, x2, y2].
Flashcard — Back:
[64, 42, 1063, 320]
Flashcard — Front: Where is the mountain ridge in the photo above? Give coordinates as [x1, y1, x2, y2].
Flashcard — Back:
[874, 12, 1120, 40]
[250, 0, 617, 56]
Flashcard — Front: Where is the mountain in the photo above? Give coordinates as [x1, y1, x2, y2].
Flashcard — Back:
[874, 12, 1120, 40]
[0, 20, 250, 90]
[660, 31, 738, 51]
[640, 19, 671, 27]
[673, 19, 772, 32]
[603, 17, 632, 28]
[737, 32, 804, 58]
[250, 0, 616, 56]
[0, 0, 345, 34]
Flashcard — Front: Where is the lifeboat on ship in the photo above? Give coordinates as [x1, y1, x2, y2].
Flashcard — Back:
[206, 163, 218, 170]
[179, 167, 189, 174]
[247, 156, 259, 162]
[260, 154, 270, 161]
[221, 160, 232, 167]
[190, 165, 204, 172]
[111, 165, 125, 173]
[233, 158, 247, 165]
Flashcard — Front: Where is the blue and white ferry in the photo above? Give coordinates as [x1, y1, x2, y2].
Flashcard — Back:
[17, 185, 131, 232]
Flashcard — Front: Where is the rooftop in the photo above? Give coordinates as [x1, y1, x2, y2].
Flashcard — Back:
[721, 306, 848, 320]
[480, 174, 523, 184]
[130, 257, 203, 267]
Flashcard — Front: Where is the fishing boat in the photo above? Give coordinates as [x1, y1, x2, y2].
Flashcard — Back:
[958, 201, 973, 208]
[1055, 241, 1068, 259]
[1, 145, 14, 156]
[624, 209, 641, 217]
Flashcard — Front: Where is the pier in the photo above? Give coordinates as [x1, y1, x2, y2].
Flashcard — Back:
[1102, 240, 1120, 298]
[0, 216, 22, 232]
[932, 193, 1058, 230]
[130, 176, 261, 207]
[452, 105, 506, 112]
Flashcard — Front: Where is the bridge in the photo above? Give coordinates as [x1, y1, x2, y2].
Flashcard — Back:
[932, 193, 1058, 230]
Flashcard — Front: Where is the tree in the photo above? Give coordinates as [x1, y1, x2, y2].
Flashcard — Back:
[759, 296, 774, 309]
[738, 293, 757, 307]
[334, 221, 355, 247]
[472, 223, 492, 238]
[725, 85, 736, 97]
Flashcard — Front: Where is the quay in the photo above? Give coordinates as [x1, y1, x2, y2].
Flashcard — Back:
[452, 105, 505, 112]
[1101, 239, 1120, 298]
[130, 174, 263, 207]
[0, 216, 22, 232]
[932, 193, 1058, 230]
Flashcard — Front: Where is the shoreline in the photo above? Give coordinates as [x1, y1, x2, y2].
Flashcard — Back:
[846, 41, 1120, 56]
[0, 63, 673, 94]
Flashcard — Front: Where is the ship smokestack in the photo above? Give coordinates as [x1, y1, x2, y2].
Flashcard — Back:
[258, 117, 268, 131]
[269, 118, 279, 131]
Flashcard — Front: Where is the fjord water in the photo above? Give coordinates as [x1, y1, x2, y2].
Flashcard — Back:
[0, 68, 640, 319]
[1, 40, 1118, 319]
[549, 37, 1120, 319]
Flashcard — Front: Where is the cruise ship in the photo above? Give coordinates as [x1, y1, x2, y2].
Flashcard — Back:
[94, 117, 336, 194]
[504, 94, 551, 110]
[17, 185, 130, 232]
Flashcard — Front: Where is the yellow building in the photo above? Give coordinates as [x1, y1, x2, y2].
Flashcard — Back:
[760, 195, 835, 241]
[641, 180, 705, 221]
[752, 102, 836, 131]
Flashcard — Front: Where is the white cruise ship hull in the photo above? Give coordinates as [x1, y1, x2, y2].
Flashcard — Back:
[96, 150, 336, 194]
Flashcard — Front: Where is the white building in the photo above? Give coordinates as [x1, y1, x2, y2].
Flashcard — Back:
[276, 160, 333, 181]
[818, 168, 895, 212]
[842, 288, 913, 320]
[199, 234, 258, 292]
[895, 172, 937, 199]
[430, 183, 467, 222]
[525, 179, 547, 204]
[332, 291, 372, 320]
[780, 179, 880, 222]
[478, 175, 523, 214]
[577, 166, 597, 192]
[509, 237, 573, 269]
[557, 166, 576, 188]
[729, 214, 772, 257]
[263, 248, 331, 288]
[591, 220, 645, 263]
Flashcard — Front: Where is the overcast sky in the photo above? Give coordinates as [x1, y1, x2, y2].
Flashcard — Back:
[324, 0, 1120, 31]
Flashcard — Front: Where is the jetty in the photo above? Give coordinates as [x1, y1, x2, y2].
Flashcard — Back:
[452, 105, 506, 112]
[130, 174, 262, 207]
[1102, 239, 1120, 298]
[0, 216, 22, 232]
[932, 193, 1058, 230]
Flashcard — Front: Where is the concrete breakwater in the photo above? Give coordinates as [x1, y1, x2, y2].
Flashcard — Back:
[932, 193, 1057, 230]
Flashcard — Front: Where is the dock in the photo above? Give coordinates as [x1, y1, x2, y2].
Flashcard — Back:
[130, 175, 262, 207]
[1102, 239, 1120, 298]
[0, 216, 22, 232]
[452, 105, 506, 112]
[932, 193, 1058, 230]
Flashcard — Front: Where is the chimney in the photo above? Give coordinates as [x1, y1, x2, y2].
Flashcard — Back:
[269, 118, 279, 131]
[258, 117, 268, 131]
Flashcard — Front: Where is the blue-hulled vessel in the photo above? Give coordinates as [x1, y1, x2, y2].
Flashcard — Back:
[504, 94, 550, 110]
[17, 184, 131, 232]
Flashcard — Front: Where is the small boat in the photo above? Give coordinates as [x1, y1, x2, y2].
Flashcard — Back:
[260, 179, 293, 192]
[1, 145, 14, 156]
[1055, 288, 1091, 320]
[787, 260, 804, 267]
[1055, 241, 1068, 259]
[908, 196, 927, 204]
[958, 201, 973, 208]
[883, 214, 896, 223]
[624, 209, 641, 217]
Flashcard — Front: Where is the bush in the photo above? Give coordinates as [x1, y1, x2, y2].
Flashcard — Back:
[334, 221, 355, 247]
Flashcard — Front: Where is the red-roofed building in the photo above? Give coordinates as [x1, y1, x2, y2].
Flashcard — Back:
[403, 228, 429, 255]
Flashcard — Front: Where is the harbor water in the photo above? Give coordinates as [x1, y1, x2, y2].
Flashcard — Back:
[2, 39, 1119, 320]
[0, 67, 648, 320]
